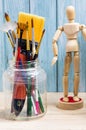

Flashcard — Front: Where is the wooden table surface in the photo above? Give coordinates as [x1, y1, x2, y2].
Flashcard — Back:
[0, 92, 86, 130]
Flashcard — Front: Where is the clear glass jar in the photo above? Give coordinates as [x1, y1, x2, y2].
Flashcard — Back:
[3, 60, 47, 120]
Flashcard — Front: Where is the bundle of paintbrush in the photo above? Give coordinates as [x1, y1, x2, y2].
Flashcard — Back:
[3, 12, 45, 117]
[0, 12, 45, 118]
[4, 12, 45, 61]
[17, 12, 45, 61]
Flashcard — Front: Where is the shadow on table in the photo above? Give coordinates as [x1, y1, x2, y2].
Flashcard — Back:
[0, 110, 5, 119]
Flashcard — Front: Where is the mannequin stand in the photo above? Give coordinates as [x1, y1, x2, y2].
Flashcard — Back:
[57, 96, 83, 110]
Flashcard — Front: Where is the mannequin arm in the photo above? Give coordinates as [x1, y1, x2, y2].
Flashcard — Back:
[52, 26, 63, 65]
[52, 40, 58, 65]
[80, 24, 86, 40]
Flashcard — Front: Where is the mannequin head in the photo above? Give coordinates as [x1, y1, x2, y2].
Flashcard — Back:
[66, 6, 75, 21]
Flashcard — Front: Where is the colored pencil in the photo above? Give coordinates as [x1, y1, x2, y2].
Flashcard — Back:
[3, 13, 45, 117]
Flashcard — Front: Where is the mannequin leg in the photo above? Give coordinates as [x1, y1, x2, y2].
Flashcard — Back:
[73, 51, 80, 101]
[63, 52, 72, 102]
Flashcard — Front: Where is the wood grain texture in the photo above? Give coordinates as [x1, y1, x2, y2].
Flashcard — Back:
[0, 0, 30, 91]
[1, 0, 86, 92]
[3, 0, 30, 63]
[4, 0, 30, 21]
[57, 0, 76, 92]
[30, 0, 57, 91]
[0, 0, 5, 91]
[57, 0, 86, 92]
[75, 0, 86, 92]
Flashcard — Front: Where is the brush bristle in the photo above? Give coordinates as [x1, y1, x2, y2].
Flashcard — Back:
[4, 13, 10, 22]
[18, 12, 45, 43]
[31, 19, 33, 28]
[18, 22, 27, 30]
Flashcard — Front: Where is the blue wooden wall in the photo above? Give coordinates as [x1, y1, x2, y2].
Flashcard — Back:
[57, 0, 86, 92]
[0, 0, 86, 92]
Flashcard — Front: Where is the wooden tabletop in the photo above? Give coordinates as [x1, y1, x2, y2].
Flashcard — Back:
[0, 92, 86, 130]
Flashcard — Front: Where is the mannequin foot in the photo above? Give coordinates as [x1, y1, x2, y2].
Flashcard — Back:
[73, 96, 79, 101]
[63, 97, 69, 102]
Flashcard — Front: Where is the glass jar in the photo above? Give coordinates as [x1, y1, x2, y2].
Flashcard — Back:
[3, 60, 47, 120]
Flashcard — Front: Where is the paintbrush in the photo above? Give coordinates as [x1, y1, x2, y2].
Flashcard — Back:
[18, 12, 45, 44]
[4, 13, 17, 54]
[31, 19, 36, 58]
[36, 29, 45, 54]
[5, 13, 16, 39]
[0, 22, 17, 49]
[33, 29, 45, 60]
[16, 22, 27, 63]
[11, 23, 27, 116]
[26, 22, 32, 61]
[6, 32, 14, 48]
[11, 70, 26, 116]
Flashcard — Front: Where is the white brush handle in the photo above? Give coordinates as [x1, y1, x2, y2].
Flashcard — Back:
[32, 28, 36, 57]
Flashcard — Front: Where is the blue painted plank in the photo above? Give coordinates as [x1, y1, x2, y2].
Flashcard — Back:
[0, 0, 5, 91]
[0, 0, 30, 91]
[3, 0, 30, 64]
[75, 0, 86, 92]
[1, 0, 86, 93]
[30, 0, 57, 91]
[4, 0, 30, 21]
[57, 0, 86, 92]
[57, 0, 75, 92]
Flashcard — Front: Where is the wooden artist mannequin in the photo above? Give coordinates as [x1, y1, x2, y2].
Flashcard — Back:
[52, 6, 86, 103]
